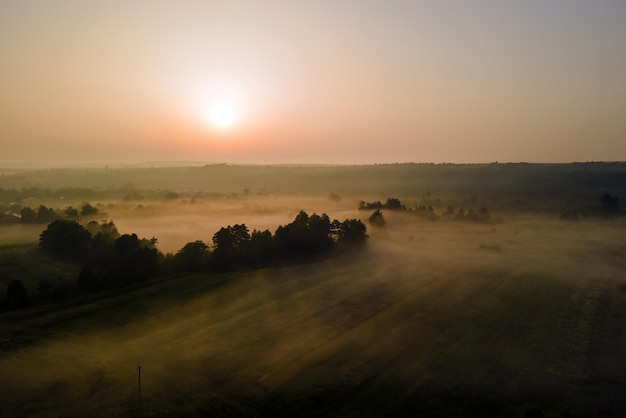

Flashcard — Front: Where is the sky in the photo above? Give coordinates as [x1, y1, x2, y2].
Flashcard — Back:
[1, 1, 626, 166]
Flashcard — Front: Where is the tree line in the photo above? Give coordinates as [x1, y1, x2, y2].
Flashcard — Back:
[0, 186, 97, 201]
[1, 203, 100, 225]
[360, 197, 491, 224]
[0, 211, 368, 306]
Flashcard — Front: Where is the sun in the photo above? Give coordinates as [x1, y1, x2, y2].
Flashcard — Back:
[209, 102, 236, 128]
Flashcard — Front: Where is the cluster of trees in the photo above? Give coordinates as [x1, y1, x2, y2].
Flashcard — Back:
[0, 182, 274, 207]
[33, 211, 367, 295]
[369, 210, 386, 227]
[409, 205, 439, 221]
[447, 206, 491, 223]
[35, 218, 159, 292]
[359, 198, 404, 211]
[37, 220, 161, 291]
[3, 210, 368, 309]
[174, 211, 368, 273]
[360, 198, 491, 224]
[0, 203, 100, 225]
[0, 185, 191, 205]
[77, 231, 160, 291]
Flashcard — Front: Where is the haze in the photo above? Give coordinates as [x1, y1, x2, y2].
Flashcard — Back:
[2, 1, 626, 166]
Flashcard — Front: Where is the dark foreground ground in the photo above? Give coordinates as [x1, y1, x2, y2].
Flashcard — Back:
[2, 216, 626, 417]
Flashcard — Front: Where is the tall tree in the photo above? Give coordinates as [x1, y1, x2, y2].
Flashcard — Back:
[39, 220, 92, 261]
[36, 205, 57, 223]
[174, 240, 210, 272]
[212, 224, 250, 271]
[20, 207, 36, 223]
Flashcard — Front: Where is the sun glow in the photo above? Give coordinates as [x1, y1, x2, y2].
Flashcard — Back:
[209, 103, 236, 128]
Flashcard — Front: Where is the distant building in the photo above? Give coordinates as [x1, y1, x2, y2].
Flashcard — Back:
[2, 211, 22, 224]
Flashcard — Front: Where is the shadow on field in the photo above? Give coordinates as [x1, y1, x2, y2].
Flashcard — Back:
[2, 217, 626, 417]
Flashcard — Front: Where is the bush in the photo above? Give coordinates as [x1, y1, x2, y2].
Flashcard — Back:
[369, 210, 386, 227]
[6, 279, 29, 310]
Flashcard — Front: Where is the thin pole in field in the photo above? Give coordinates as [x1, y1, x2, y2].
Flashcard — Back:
[138, 364, 142, 415]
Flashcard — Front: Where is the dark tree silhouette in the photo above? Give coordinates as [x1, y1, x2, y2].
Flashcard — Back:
[275, 211, 333, 260]
[20, 207, 36, 223]
[114, 233, 141, 258]
[80, 203, 99, 217]
[174, 240, 211, 272]
[116, 235, 159, 279]
[125, 245, 160, 282]
[85, 220, 100, 236]
[359, 198, 404, 210]
[71, 209, 369, 293]
[386, 197, 403, 210]
[73, 227, 161, 290]
[369, 209, 386, 227]
[307, 213, 333, 251]
[337, 219, 368, 246]
[408, 205, 439, 221]
[330, 219, 341, 236]
[90, 221, 120, 261]
[64, 206, 79, 221]
[6, 279, 29, 310]
[212, 224, 250, 271]
[39, 220, 92, 260]
[600, 193, 620, 218]
[36, 205, 57, 223]
[247, 229, 277, 268]
[359, 200, 383, 210]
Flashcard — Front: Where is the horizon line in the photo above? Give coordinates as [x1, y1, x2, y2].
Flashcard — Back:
[2, 160, 626, 170]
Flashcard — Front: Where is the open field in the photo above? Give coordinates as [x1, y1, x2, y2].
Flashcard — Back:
[4, 0, 626, 413]
[2, 206, 626, 417]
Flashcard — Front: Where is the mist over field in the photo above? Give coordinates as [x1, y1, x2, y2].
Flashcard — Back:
[0, 164, 625, 417]
[108, 196, 359, 254]
[3, 0, 626, 415]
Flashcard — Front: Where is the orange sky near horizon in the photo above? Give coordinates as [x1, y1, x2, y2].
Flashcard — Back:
[1, 1, 626, 166]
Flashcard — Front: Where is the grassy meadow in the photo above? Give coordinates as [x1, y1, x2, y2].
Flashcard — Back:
[1, 164, 626, 417]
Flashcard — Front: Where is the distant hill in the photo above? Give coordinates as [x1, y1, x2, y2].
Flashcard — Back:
[1, 162, 625, 213]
